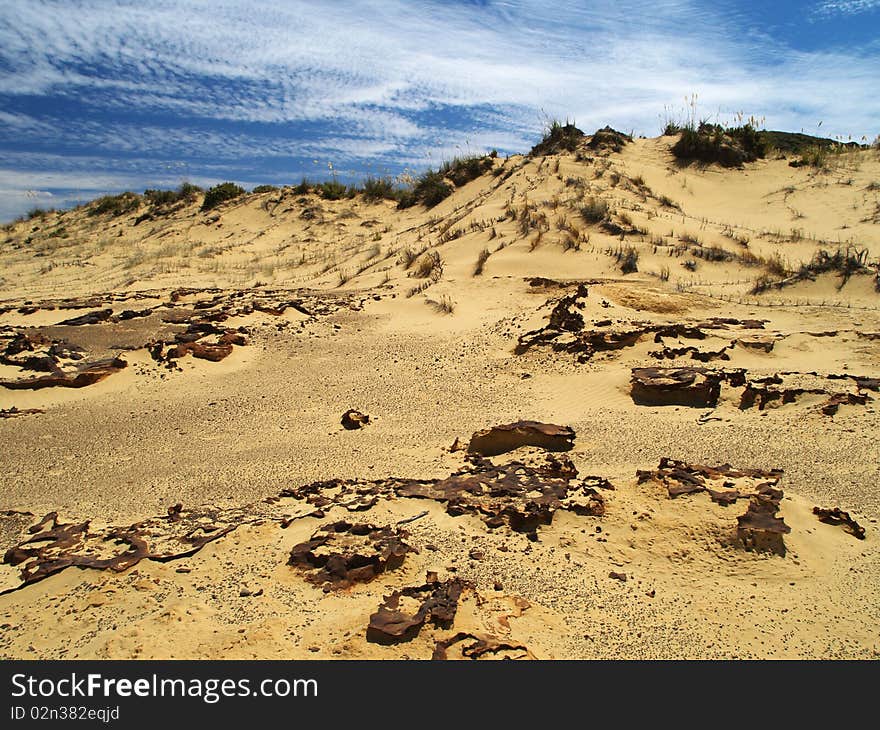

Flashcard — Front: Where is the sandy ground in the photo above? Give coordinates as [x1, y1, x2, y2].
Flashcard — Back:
[1, 133, 878, 659]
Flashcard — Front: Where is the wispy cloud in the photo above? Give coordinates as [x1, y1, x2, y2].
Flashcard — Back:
[0, 1, 878, 220]
[813, 0, 880, 17]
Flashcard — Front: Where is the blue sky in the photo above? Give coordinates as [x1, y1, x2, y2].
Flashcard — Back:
[0, 0, 878, 221]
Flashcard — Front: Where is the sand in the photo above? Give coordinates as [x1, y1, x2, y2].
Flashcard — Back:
[1, 132, 878, 659]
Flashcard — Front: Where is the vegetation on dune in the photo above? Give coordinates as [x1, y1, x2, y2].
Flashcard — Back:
[473, 247, 491, 276]
[144, 182, 202, 207]
[580, 196, 609, 224]
[751, 246, 879, 294]
[361, 176, 397, 203]
[672, 122, 766, 167]
[251, 184, 279, 194]
[400, 154, 496, 209]
[89, 192, 140, 217]
[530, 120, 584, 156]
[201, 182, 245, 211]
[612, 244, 639, 274]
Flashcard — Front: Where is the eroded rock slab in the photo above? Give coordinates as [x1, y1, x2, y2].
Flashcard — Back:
[737, 485, 790, 554]
[289, 520, 413, 589]
[0, 357, 127, 390]
[367, 578, 467, 644]
[282, 453, 607, 536]
[813, 507, 866, 540]
[432, 632, 535, 660]
[1, 503, 263, 593]
[467, 421, 575, 456]
[637, 457, 783, 505]
[630, 367, 728, 408]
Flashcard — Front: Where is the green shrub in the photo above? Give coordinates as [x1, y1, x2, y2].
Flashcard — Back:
[26, 207, 52, 220]
[316, 180, 348, 200]
[412, 170, 453, 208]
[252, 184, 279, 194]
[439, 155, 493, 186]
[361, 176, 396, 202]
[144, 182, 202, 207]
[201, 182, 244, 211]
[530, 120, 584, 156]
[672, 122, 765, 167]
[90, 192, 140, 217]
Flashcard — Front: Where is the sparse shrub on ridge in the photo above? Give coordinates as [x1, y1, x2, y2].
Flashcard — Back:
[252, 184, 279, 194]
[396, 153, 495, 209]
[672, 122, 766, 167]
[89, 192, 140, 217]
[361, 176, 397, 203]
[145, 182, 202, 208]
[201, 182, 245, 211]
[530, 120, 584, 156]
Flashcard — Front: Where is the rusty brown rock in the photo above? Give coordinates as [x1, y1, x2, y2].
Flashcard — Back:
[813, 507, 866, 540]
[637, 457, 783, 503]
[367, 578, 467, 644]
[736, 485, 790, 554]
[630, 367, 725, 408]
[166, 342, 233, 362]
[432, 632, 535, 660]
[397, 454, 604, 533]
[289, 520, 413, 589]
[2, 504, 248, 592]
[0, 357, 127, 390]
[820, 392, 870, 416]
[467, 420, 575, 456]
[341, 409, 370, 430]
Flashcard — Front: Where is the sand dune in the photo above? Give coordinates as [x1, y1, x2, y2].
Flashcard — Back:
[1, 130, 878, 659]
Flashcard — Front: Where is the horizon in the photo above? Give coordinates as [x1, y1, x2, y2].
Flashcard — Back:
[1, 0, 879, 222]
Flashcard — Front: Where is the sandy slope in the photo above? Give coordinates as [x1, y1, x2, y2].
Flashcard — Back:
[0, 133, 878, 659]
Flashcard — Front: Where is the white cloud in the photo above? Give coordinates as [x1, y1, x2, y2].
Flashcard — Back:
[0, 0, 878, 220]
[814, 0, 880, 16]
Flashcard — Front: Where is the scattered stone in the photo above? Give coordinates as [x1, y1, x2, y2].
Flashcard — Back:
[609, 571, 627, 582]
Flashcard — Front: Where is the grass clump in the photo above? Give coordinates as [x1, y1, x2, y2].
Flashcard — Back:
[411, 250, 442, 279]
[397, 153, 495, 209]
[427, 294, 455, 314]
[473, 248, 491, 276]
[201, 182, 244, 211]
[26, 207, 54, 220]
[608, 244, 639, 274]
[252, 184, 279, 194]
[581, 196, 609, 224]
[439, 155, 494, 187]
[316, 180, 354, 201]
